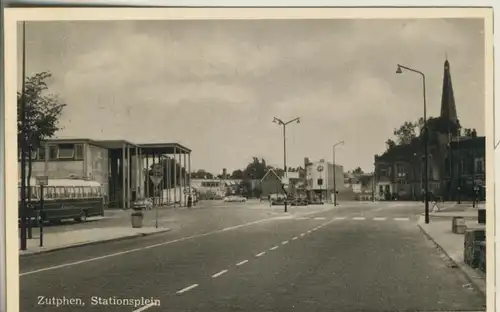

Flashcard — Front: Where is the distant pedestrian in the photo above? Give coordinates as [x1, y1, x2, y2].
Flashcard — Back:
[187, 195, 192, 209]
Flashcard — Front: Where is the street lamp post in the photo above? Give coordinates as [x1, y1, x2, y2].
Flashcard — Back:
[332, 141, 344, 206]
[273, 117, 300, 213]
[396, 64, 430, 224]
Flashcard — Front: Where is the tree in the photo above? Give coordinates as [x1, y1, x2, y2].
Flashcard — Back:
[393, 121, 419, 145]
[18, 72, 66, 215]
[352, 167, 364, 175]
[230, 169, 244, 179]
[190, 169, 214, 179]
[386, 139, 396, 150]
[463, 128, 474, 137]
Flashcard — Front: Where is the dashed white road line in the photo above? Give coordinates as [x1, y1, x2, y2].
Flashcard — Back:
[270, 246, 279, 251]
[282, 240, 289, 245]
[295, 217, 309, 220]
[300, 233, 306, 237]
[334, 217, 346, 220]
[292, 236, 298, 240]
[394, 217, 410, 221]
[236, 260, 248, 266]
[373, 217, 387, 221]
[20, 217, 282, 277]
[352, 217, 366, 220]
[313, 217, 326, 220]
[256, 252, 266, 257]
[132, 302, 157, 312]
[211, 269, 228, 278]
[176, 284, 199, 294]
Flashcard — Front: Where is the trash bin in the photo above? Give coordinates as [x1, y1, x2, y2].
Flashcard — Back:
[451, 216, 466, 234]
[131, 211, 144, 228]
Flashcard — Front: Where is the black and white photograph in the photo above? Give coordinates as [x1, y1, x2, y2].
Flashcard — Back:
[4, 7, 493, 312]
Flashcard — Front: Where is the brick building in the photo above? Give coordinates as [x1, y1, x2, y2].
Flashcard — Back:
[374, 59, 485, 201]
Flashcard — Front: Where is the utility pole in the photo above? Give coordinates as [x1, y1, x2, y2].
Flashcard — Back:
[396, 64, 430, 224]
[273, 117, 300, 213]
[19, 21, 28, 250]
[332, 141, 344, 206]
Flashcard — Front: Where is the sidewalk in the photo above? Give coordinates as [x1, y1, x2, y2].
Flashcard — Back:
[417, 215, 486, 297]
[19, 226, 171, 257]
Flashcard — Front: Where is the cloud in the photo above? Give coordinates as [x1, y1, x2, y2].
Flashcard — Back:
[20, 18, 485, 173]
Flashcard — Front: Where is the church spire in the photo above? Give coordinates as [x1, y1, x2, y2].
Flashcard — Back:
[440, 59, 458, 124]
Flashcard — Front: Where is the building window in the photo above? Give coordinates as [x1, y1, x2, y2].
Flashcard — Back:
[475, 158, 484, 174]
[48, 145, 58, 160]
[57, 144, 75, 159]
[29, 149, 38, 160]
[75, 144, 84, 160]
[317, 178, 323, 186]
[38, 146, 45, 161]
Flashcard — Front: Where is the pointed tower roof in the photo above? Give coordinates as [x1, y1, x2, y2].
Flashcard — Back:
[440, 59, 458, 124]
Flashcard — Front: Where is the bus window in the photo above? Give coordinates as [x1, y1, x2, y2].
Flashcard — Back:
[77, 187, 84, 198]
[18, 187, 21, 201]
[81, 187, 88, 198]
[56, 187, 65, 199]
[90, 187, 97, 197]
[30, 186, 39, 201]
[96, 187, 102, 196]
[45, 187, 54, 199]
[68, 187, 76, 198]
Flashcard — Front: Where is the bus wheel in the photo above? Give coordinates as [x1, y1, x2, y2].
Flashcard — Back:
[75, 211, 87, 223]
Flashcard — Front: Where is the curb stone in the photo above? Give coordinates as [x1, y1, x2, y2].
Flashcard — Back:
[19, 228, 171, 258]
[417, 223, 486, 298]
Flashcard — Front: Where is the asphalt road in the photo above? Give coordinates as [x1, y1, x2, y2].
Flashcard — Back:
[20, 202, 485, 312]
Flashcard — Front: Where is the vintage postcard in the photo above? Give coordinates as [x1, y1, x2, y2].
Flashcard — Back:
[3, 7, 494, 312]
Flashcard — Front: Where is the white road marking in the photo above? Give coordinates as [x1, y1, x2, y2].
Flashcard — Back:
[295, 217, 309, 220]
[20, 217, 282, 277]
[132, 302, 157, 312]
[300, 233, 306, 236]
[334, 217, 346, 220]
[292, 236, 298, 240]
[352, 217, 366, 220]
[256, 252, 266, 257]
[236, 260, 248, 266]
[307, 230, 312, 233]
[176, 284, 199, 294]
[373, 217, 387, 221]
[313, 217, 326, 220]
[270, 246, 279, 251]
[394, 217, 410, 221]
[282, 240, 289, 245]
[211, 269, 228, 278]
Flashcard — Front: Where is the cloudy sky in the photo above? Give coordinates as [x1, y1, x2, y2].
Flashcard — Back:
[17, 18, 485, 174]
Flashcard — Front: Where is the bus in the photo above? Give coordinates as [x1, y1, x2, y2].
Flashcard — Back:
[18, 178, 105, 224]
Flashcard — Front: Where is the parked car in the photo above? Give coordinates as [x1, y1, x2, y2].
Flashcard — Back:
[224, 195, 247, 203]
[291, 197, 309, 206]
[132, 198, 153, 210]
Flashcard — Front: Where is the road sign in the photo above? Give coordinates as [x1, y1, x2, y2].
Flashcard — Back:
[281, 177, 290, 185]
[36, 176, 48, 186]
[150, 175, 163, 187]
[152, 164, 163, 176]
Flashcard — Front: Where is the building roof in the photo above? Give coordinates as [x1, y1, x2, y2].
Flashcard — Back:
[45, 138, 191, 154]
[260, 169, 281, 182]
[440, 60, 458, 124]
